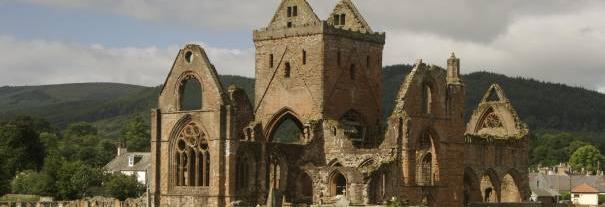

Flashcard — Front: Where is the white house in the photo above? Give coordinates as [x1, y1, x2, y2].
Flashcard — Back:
[571, 183, 599, 206]
[104, 147, 150, 185]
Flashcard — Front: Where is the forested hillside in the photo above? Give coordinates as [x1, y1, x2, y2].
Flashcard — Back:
[1, 66, 604, 142]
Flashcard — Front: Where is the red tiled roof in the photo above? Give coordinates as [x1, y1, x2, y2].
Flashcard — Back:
[572, 183, 599, 193]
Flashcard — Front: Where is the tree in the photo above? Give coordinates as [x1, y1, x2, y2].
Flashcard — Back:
[7, 116, 53, 134]
[55, 161, 103, 200]
[568, 140, 591, 156]
[0, 120, 46, 178]
[569, 145, 604, 173]
[40, 132, 60, 156]
[0, 158, 9, 196]
[59, 122, 115, 167]
[121, 114, 150, 152]
[529, 132, 592, 167]
[64, 122, 98, 139]
[11, 170, 53, 196]
[103, 173, 145, 201]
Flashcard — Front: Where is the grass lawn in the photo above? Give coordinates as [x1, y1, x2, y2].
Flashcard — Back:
[0, 194, 40, 202]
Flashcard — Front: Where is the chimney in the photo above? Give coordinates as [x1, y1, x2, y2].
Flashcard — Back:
[117, 147, 127, 156]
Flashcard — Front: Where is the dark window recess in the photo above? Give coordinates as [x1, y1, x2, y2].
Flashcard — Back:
[293, 6, 298, 16]
[341, 110, 365, 142]
[302, 50, 307, 65]
[350, 64, 356, 80]
[334, 14, 340, 25]
[185, 51, 193, 63]
[423, 85, 433, 114]
[340, 14, 346, 25]
[287, 21, 293, 28]
[270, 54, 274, 68]
[180, 77, 202, 110]
[337, 51, 341, 66]
[285, 62, 291, 78]
[287, 7, 292, 17]
[367, 56, 370, 68]
[271, 113, 303, 144]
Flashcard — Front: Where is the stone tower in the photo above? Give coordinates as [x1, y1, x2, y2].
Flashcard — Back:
[253, 0, 385, 142]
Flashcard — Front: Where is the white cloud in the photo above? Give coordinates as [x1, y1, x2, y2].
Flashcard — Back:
[21, 0, 602, 40]
[382, 6, 605, 91]
[7, 0, 605, 91]
[0, 36, 254, 86]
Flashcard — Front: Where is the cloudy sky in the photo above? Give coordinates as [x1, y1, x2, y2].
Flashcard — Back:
[0, 0, 604, 93]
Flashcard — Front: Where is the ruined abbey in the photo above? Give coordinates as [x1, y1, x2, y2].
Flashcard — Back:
[149, 0, 530, 206]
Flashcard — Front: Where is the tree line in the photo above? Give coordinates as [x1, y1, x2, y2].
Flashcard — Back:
[0, 115, 149, 201]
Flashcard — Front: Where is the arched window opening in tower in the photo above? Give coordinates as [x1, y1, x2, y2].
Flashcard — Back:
[350, 64, 356, 80]
[179, 76, 202, 111]
[173, 122, 210, 187]
[270, 113, 303, 144]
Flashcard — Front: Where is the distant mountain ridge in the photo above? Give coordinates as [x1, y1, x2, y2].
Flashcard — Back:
[1, 67, 604, 140]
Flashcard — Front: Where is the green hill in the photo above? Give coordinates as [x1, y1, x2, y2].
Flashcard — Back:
[1, 67, 604, 141]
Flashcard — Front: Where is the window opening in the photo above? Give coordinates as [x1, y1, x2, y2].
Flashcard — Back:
[284, 62, 291, 78]
[179, 77, 202, 111]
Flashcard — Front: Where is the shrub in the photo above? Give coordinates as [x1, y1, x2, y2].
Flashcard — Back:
[103, 173, 145, 201]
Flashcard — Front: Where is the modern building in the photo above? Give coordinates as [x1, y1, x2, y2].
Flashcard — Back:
[105, 147, 150, 184]
[571, 183, 599, 206]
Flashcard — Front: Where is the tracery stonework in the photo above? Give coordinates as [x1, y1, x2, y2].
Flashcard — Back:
[173, 122, 209, 187]
[481, 110, 503, 129]
[149, 0, 529, 206]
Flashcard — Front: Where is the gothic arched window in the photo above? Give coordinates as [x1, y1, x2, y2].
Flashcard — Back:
[416, 131, 435, 186]
[422, 83, 433, 114]
[174, 122, 210, 187]
[179, 75, 202, 111]
[269, 112, 304, 144]
[418, 153, 432, 185]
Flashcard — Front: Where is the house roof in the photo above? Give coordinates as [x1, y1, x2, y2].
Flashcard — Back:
[532, 188, 560, 197]
[572, 183, 599, 193]
[104, 152, 151, 172]
[529, 174, 561, 197]
[529, 173, 605, 193]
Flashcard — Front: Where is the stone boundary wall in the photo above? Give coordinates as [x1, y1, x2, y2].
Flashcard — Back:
[469, 202, 571, 207]
[0, 196, 146, 207]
